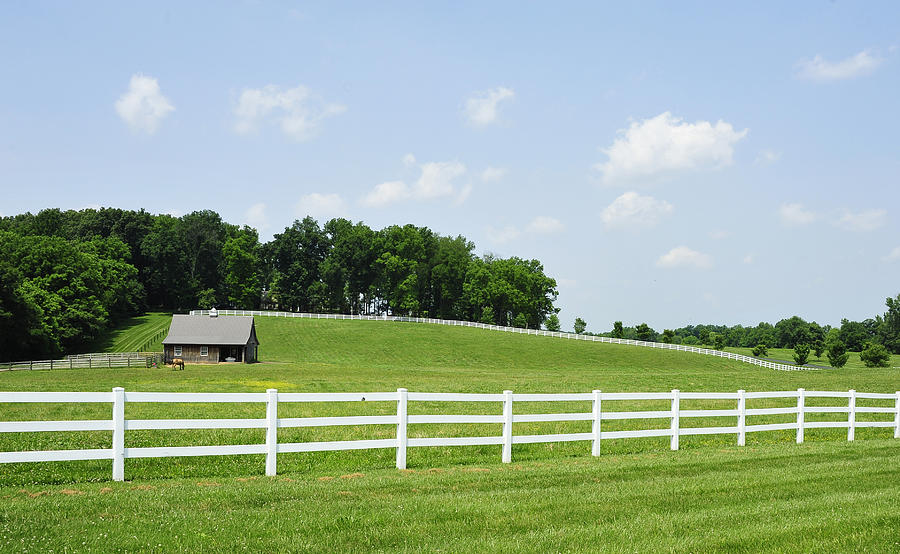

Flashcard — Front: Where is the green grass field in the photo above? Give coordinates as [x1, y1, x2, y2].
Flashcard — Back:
[2, 317, 899, 551]
[728, 345, 900, 370]
[82, 311, 171, 353]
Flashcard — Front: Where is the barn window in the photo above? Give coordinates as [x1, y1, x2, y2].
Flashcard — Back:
[174, 346, 182, 357]
[200, 346, 208, 357]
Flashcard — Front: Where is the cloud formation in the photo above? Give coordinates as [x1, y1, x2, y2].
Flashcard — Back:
[656, 246, 713, 269]
[837, 209, 887, 232]
[796, 50, 883, 81]
[595, 112, 747, 185]
[234, 84, 345, 141]
[883, 247, 900, 262]
[526, 216, 565, 234]
[464, 87, 514, 126]
[114, 74, 175, 134]
[362, 157, 469, 207]
[779, 203, 816, 226]
[296, 192, 348, 220]
[480, 167, 508, 182]
[244, 202, 269, 233]
[600, 191, 673, 229]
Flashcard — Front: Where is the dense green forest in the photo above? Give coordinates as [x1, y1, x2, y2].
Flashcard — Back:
[0, 208, 558, 361]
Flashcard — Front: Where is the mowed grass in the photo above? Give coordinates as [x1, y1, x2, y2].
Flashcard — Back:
[2, 317, 900, 551]
[82, 311, 172, 353]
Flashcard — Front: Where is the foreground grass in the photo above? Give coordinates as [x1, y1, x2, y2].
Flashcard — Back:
[2, 441, 899, 552]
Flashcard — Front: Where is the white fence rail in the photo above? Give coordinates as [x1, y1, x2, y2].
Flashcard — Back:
[2, 387, 898, 481]
[191, 309, 810, 371]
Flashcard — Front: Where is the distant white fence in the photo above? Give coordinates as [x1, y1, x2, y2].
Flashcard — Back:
[191, 309, 810, 371]
[1, 353, 163, 372]
[1, 387, 898, 481]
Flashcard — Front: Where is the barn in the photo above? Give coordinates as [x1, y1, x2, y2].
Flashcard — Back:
[162, 312, 259, 364]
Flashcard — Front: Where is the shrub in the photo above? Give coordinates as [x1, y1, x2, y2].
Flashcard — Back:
[860, 342, 891, 368]
[752, 343, 768, 357]
[682, 336, 700, 346]
[544, 314, 561, 332]
[826, 339, 850, 368]
[793, 343, 810, 366]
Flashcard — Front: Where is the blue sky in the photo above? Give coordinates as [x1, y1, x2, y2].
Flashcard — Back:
[1, 1, 898, 331]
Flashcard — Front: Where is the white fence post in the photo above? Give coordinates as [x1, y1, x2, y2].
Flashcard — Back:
[265, 388, 278, 476]
[737, 389, 746, 446]
[848, 389, 856, 441]
[112, 387, 125, 482]
[796, 388, 805, 444]
[670, 389, 680, 451]
[502, 390, 513, 463]
[895, 391, 900, 440]
[591, 390, 602, 456]
[396, 388, 408, 469]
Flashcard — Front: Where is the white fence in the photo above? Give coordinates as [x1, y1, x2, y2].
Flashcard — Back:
[1, 353, 163, 372]
[1, 388, 898, 481]
[191, 309, 809, 371]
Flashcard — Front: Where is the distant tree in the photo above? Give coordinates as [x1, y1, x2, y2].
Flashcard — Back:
[512, 313, 527, 329]
[635, 323, 653, 342]
[880, 293, 900, 354]
[574, 317, 586, 335]
[480, 306, 496, 325]
[713, 333, 725, 351]
[793, 343, 810, 366]
[812, 340, 825, 359]
[775, 316, 810, 349]
[197, 288, 217, 309]
[752, 343, 768, 358]
[860, 342, 891, 368]
[839, 319, 871, 352]
[661, 329, 675, 344]
[682, 335, 700, 346]
[544, 313, 561, 332]
[826, 339, 849, 368]
[699, 328, 710, 345]
[612, 321, 624, 339]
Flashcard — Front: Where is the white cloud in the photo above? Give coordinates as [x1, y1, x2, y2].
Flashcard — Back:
[244, 202, 270, 233]
[114, 74, 174, 134]
[656, 246, 713, 269]
[709, 229, 730, 240]
[362, 181, 410, 208]
[797, 50, 883, 81]
[527, 216, 565, 234]
[402, 153, 416, 167]
[464, 87, 514, 126]
[363, 158, 469, 207]
[234, 84, 345, 141]
[600, 191, 673, 229]
[595, 112, 748, 185]
[779, 203, 817, 226]
[743, 254, 754, 264]
[754, 149, 782, 165]
[296, 192, 347, 220]
[414, 161, 466, 199]
[883, 247, 900, 262]
[837, 209, 887, 232]
[480, 166, 508, 182]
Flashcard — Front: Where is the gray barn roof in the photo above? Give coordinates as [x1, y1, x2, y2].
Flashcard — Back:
[162, 315, 258, 346]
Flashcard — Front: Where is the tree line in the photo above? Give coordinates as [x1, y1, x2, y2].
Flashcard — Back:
[0, 208, 558, 361]
[570, 299, 900, 367]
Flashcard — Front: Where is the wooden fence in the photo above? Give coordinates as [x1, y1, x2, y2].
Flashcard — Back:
[0, 353, 163, 372]
[191, 309, 810, 371]
[1, 388, 898, 481]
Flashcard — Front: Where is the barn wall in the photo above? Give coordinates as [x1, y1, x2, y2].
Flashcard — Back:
[165, 345, 220, 364]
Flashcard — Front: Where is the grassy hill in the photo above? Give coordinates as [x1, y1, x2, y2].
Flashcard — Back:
[81, 311, 171, 353]
[2, 316, 899, 551]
